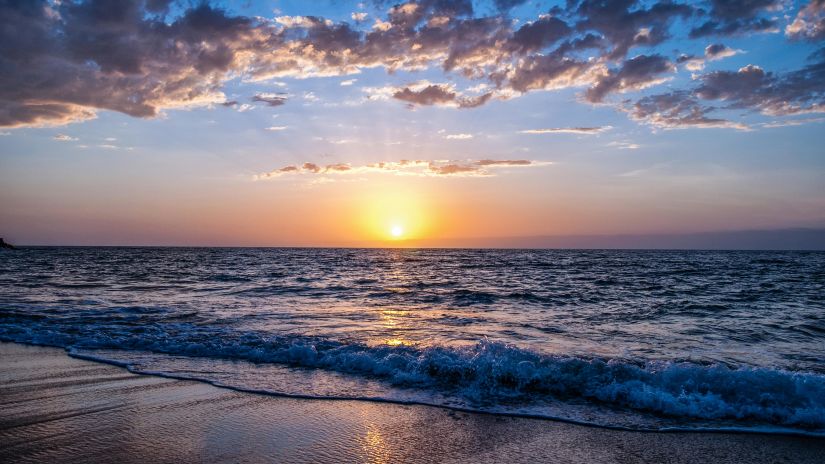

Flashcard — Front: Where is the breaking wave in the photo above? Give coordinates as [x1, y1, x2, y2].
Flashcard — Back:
[2, 323, 823, 435]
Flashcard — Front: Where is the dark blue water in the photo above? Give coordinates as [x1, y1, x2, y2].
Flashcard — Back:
[1, 248, 824, 434]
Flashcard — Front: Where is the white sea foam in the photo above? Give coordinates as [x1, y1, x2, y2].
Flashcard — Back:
[2, 325, 824, 434]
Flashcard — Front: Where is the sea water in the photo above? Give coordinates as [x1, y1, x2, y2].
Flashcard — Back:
[1, 247, 823, 434]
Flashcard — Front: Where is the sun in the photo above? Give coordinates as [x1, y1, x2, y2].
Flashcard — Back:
[390, 225, 404, 238]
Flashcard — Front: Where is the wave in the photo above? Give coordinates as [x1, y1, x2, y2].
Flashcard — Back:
[1, 323, 824, 434]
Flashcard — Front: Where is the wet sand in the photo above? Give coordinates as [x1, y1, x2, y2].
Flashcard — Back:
[2, 342, 824, 463]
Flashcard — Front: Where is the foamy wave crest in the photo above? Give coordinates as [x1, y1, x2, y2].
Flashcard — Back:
[1, 323, 824, 432]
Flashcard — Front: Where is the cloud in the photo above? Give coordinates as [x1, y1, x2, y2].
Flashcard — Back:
[689, 0, 782, 38]
[475, 159, 532, 166]
[519, 126, 611, 135]
[607, 141, 641, 149]
[696, 63, 825, 116]
[0, 0, 820, 131]
[585, 54, 675, 103]
[53, 134, 78, 141]
[704, 43, 739, 60]
[627, 91, 750, 130]
[627, 51, 825, 129]
[391, 83, 493, 109]
[508, 15, 571, 54]
[761, 116, 825, 128]
[492, 0, 530, 11]
[677, 53, 706, 71]
[573, 0, 693, 59]
[444, 133, 473, 139]
[252, 93, 288, 107]
[266, 125, 288, 131]
[340, 79, 358, 86]
[786, 0, 825, 41]
[254, 158, 549, 180]
[1, 1, 248, 128]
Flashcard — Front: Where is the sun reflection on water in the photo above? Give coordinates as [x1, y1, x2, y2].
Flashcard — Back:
[360, 417, 391, 464]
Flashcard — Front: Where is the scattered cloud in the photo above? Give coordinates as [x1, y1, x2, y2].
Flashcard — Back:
[266, 126, 288, 131]
[627, 91, 751, 130]
[689, 0, 782, 38]
[53, 134, 78, 141]
[608, 141, 641, 150]
[677, 53, 706, 72]
[0, 0, 819, 131]
[340, 79, 358, 86]
[389, 82, 494, 109]
[628, 56, 825, 129]
[705, 44, 740, 61]
[254, 158, 550, 180]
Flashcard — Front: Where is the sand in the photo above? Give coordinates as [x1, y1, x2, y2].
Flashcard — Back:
[2, 342, 824, 463]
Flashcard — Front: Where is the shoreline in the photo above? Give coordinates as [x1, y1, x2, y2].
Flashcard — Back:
[2, 342, 825, 463]
[63, 344, 824, 439]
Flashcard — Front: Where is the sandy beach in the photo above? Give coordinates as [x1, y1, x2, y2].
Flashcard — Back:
[1, 342, 823, 463]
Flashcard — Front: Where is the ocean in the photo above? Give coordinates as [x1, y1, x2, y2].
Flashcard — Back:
[1, 247, 823, 435]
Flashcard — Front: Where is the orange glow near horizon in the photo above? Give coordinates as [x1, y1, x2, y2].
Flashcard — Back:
[354, 184, 434, 243]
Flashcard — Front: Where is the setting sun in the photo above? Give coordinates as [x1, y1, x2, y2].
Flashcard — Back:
[390, 225, 404, 238]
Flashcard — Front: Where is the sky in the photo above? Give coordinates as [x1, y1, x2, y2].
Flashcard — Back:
[1, 0, 824, 247]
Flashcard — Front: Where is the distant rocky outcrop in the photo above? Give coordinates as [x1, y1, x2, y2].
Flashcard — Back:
[0, 238, 16, 249]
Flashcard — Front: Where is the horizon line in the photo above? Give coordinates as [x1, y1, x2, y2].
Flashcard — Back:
[4, 227, 824, 251]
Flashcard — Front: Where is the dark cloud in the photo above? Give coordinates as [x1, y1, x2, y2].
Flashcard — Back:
[492, 0, 530, 11]
[573, 0, 694, 59]
[0, 0, 821, 130]
[585, 54, 675, 103]
[628, 91, 748, 129]
[0, 0, 260, 127]
[252, 93, 289, 107]
[629, 53, 825, 128]
[393, 85, 456, 106]
[705, 43, 730, 58]
[509, 16, 572, 54]
[507, 52, 594, 93]
[392, 84, 492, 108]
[145, 0, 174, 14]
[696, 61, 825, 115]
[689, 0, 780, 38]
[519, 126, 611, 134]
